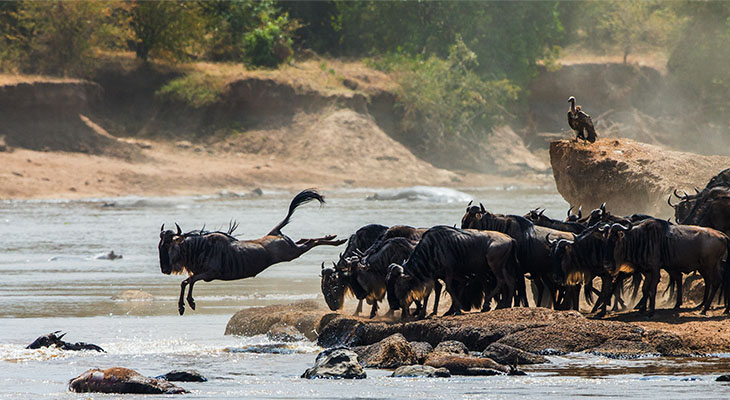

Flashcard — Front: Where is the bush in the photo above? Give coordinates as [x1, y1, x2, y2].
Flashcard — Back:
[242, 13, 296, 68]
[156, 73, 226, 108]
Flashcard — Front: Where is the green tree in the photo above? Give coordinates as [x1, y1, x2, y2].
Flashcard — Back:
[128, 0, 205, 63]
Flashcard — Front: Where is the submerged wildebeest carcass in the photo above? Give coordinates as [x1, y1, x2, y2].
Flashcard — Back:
[321, 223, 388, 314]
[159, 189, 346, 315]
[27, 331, 105, 352]
[461, 203, 572, 308]
[386, 226, 521, 320]
[525, 207, 585, 234]
[604, 219, 730, 316]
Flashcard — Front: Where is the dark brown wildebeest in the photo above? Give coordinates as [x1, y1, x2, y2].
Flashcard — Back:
[159, 189, 346, 315]
[321, 224, 388, 314]
[566, 205, 582, 222]
[386, 226, 521, 320]
[604, 219, 730, 316]
[461, 203, 572, 308]
[672, 187, 730, 236]
[525, 207, 586, 234]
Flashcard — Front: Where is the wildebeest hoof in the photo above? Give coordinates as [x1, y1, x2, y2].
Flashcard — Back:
[178, 305, 185, 315]
[187, 299, 196, 310]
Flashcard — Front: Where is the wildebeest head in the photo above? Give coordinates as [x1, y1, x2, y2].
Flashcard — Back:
[320, 262, 349, 311]
[603, 222, 632, 274]
[461, 201, 487, 229]
[525, 208, 549, 225]
[547, 235, 571, 284]
[385, 263, 408, 310]
[668, 189, 697, 223]
[566, 205, 582, 222]
[26, 331, 66, 349]
[158, 223, 184, 275]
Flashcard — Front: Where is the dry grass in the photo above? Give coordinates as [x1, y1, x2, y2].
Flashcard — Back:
[557, 46, 669, 74]
[0, 73, 83, 86]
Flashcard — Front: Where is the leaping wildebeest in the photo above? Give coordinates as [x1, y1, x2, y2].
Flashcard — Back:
[159, 189, 346, 315]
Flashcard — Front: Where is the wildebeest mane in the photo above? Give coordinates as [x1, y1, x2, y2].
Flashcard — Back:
[362, 237, 417, 275]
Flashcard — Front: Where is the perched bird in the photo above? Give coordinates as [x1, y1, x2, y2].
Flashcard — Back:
[567, 96, 597, 143]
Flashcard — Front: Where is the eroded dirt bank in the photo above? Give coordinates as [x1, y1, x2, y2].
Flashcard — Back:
[550, 138, 730, 217]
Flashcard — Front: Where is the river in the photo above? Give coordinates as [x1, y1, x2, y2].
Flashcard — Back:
[1, 186, 729, 399]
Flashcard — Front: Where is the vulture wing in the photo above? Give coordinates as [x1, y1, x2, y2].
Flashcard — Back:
[577, 111, 597, 143]
[567, 111, 580, 130]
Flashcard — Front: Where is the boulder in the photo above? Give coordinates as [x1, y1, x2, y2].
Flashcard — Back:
[301, 348, 367, 379]
[225, 301, 326, 341]
[351, 333, 418, 368]
[155, 370, 207, 382]
[424, 353, 508, 375]
[266, 322, 308, 342]
[482, 342, 548, 365]
[550, 138, 730, 216]
[69, 367, 188, 394]
[409, 341, 434, 364]
[391, 365, 450, 378]
[433, 340, 469, 355]
[717, 375, 730, 382]
[646, 330, 692, 356]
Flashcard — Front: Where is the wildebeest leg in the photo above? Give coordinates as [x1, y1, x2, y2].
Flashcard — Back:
[672, 272, 683, 310]
[647, 269, 660, 317]
[533, 278, 545, 308]
[702, 279, 720, 315]
[443, 278, 464, 316]
[178, 277, 190, 315]
[429, 281, 442, 317]
[185, 270, 217, 313]
[369, 301, 378, 319]
[353, 299, 363, 316]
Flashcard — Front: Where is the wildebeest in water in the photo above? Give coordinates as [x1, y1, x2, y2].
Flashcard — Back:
[159, 189, 346, 315]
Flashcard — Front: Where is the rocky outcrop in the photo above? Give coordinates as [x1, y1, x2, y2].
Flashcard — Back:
[68, 367, 187, 394]
[550, 138, 730, 216]
[391, 365, 451, 378]
[301, 348, 367, 379]
[424, 353, 508, 375]
[315, 307, 696, 358]
[225, 301, 327, 341]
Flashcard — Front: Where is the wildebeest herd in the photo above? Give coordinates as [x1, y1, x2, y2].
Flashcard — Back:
[158, 169, 730, 320]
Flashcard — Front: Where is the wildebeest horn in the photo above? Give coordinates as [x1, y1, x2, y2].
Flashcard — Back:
[538, 208, 545, 217]
[577, 206, 582, 219]
[467, 200, 473, 207]
[600, 202, 606, 213]
[610, 222, 632, 232]
[546, 233, 558, 246]
[321, 262, 325, 270]
[354, 248, 365, 257]
[567, 206, 574, 218]
[57, 332, 67, 340]
[694, 186, 701, 194]
[673, 189, 682, 199]
[175, 223, 182, 235]
[667, 195, 677, 208]
[161, 224, 165, 232]
[480, 203, 486, 213]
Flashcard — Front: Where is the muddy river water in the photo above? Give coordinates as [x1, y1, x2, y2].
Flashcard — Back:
[1, 187, 729, 399]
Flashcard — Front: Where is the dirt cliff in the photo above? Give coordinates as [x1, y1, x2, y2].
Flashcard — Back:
[550, 138, 730, 216]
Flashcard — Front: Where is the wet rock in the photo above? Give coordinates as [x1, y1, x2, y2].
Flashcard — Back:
[589, 339, 658, 359]
[175, 140, 192, 149]
[155, 370, 207, 382]
[301, 348, 366, 379]
[95, 250, 122, 260]
[391, 365, 451, 378]
[226, 301, 326, 341]
[352, 333, 418, 368]
[266, 322, 308, 342]
[27, 331, 104, 352]
[410, 341, 434, 364]
[424, 353, 508, 375]
[482, 342, 548, 365]
[716, 375, 730, 382]
[342, 78, 359, 91]
[646, 330, 692, 356]
[434, 340, 469, 355]
[69, 367, 188, 394]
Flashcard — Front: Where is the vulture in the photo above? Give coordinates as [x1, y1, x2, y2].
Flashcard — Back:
[567, 96, 597, 143]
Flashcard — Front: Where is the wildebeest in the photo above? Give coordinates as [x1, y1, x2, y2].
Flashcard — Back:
[159, 189, 346, 315]
[671, 187, 730, 236]
[27, 331, 104, 352]
[604, 219, 730, 316]
[525, 208, 585, 234]
[321, 223, 388, 314]
[567, 96, 597, 143]
[342, 236, 420, 318]
[386, 226, 521, 320]
[461, 203, 573, 308]
[566, 205, 582, 222]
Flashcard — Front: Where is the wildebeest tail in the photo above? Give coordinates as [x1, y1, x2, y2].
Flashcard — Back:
[508, 242, 528, 307]
[268, 189, 325, 236]
[722, 238, 730, 312]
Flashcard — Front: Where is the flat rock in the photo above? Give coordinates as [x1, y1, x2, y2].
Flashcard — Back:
[434, 340, 469, 355]
[391, 365, 451, 378]
[352, 333, 418, 368]
[424, 353, 508, 375]
[69, 367, 187, 394]
[301, 348, 366, 379]
[482, 342, 548, 365]
[410, 341, 434, 364]
[266, 322, 308, 342]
